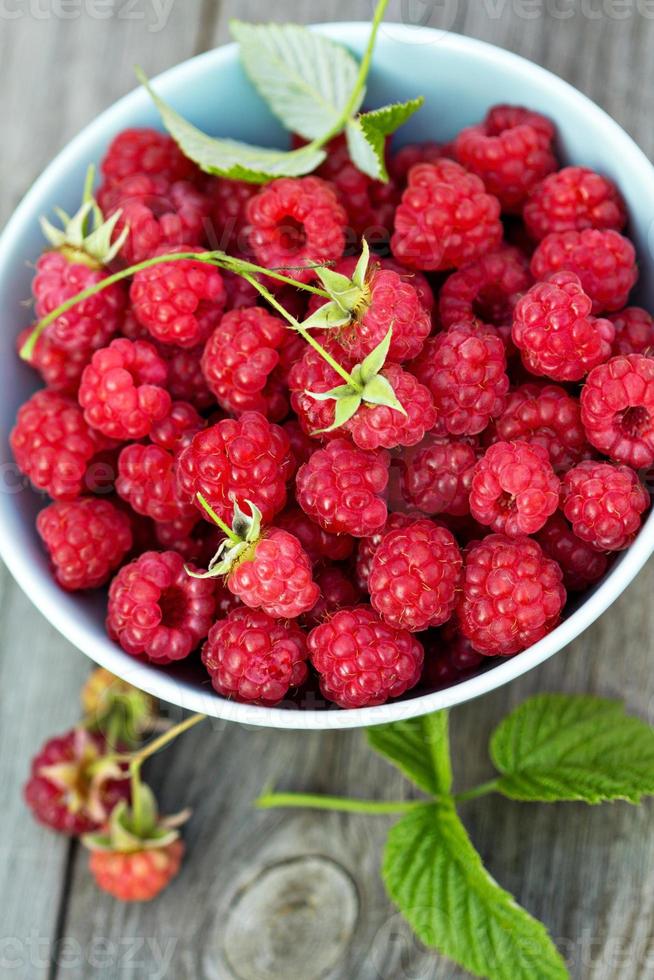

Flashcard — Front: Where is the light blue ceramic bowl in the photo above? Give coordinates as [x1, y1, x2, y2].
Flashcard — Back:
[1, 24, 654, 729]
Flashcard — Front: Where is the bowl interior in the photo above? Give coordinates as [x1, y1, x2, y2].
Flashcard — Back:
[2, 24, 654, 729]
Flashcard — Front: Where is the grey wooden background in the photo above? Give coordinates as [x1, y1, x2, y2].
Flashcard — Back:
[2, 2, 654, 978]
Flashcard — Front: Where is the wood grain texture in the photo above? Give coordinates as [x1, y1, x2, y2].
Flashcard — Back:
[2, 1, 654, 978]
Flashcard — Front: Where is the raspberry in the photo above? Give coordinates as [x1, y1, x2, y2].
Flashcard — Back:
[391, 160, 502, 270]
[346, 365, 437, 451]
[410, 324, 509, 436]
[295, 439, 390, 538]
[17, 325, 89, 395]
[107, 550, 216, 663]
[536, 514, 609, 592]
[129, 249, 226, 348]
[439, 246, 532, 342]
[99, 175, 209, 264]
[204, 177, 258, 253]
[24, 728, 128, 835]
[381, 257, 435, 312]
[202, 607, 308, 705]
[37, 498, 132, 590]
[457, 533, 566, 656]
[32, 251, 125, 352]
[511, 271, 615, 381]
[302, 564, 363, 627]
[389, 141, 444, 184]
[524, 166, 626, 240]
[201, 307, 290, 420]
[561, 460, 649, 552]
[100, 128, 196, 187]
[88, 840, 185, 902]
[308, 265, 432, 363]
[149, 400, 205, 453]
[354, 512, 420, 591]
[421, 623, 484, 688]
[581, 354, 654, 468]
[454, 104, 557, 210]
[176, 412, 292, 525]
[228, 528, 319, 619]
[78, 338, 171, 441]
[530, 229, 637, 314]
[488, 383, 590, 474]
[163, 345, 214, 411]
[246, 176, 347, 283]
[276, 506, 354, 564]
[469, 440, 560, 536]
[116, 443, 196, 524]
[282, 420, 318, 471]
[401, 437, 477, 516]
[609, 307, 654, 357]
[289, 342, 356, 438]
[308, 605, 424, 708]
[10, 389, 109, 499]
[369, 519, 462, 632]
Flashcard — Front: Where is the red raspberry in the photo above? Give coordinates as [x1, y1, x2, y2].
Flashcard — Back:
[37, 498, 132, 590]
[201, 307, 290, 421]
[511, 271, 614, 381]
[202, 607, 308, 705]
[88, 840, 185, 902]
[246, 176, 347, 283]
[32, 251, 125, 352]
[457, 533, 566, 656]
[276, 506, 354, 564]
[454, 104, 557, 210]
[100, 127, 196, 187]
[78, 338, 171, 441]
[177, 412, 292, 525]
[381, 257, 435, 312]
[346, 366, 437, 452]
[149, 400, 205, 453]
[609, 307, 654, 357]
[354, 511, 420, 592]
[401, 437, 477, 516]
[536, 514, 609, 592]
[289, 342, 355, 438]
[470, 440, 560, 536]
[308, 605, 424, 708]
[17, 325, 89, 395]
[524, 166, 626, 240]
[163, 345, 215, 411]
[411, 324, 509, 436]
[391, 160, 502, 270]
[488, 383, 590, 474]
[204, 177, 258, 253]
[439, 246, 532, 343]
[282, 420, 318, 472]
[228, 528, 319, 619]
[10, 389, 109, 499]
[99, 175, 209, 264]
[129, 250, 226, 348]
[24, 728, 129, 835]
[295, 439, 389, 538]
[389, 141, 444, 184]
[116, 444, 196, 524]
[302, 564, 363, 627]
[561, 460, 648, 552]
[530, 229, 637, 313]
[107, 550, 216, 662]
[369, 519, 462, 632]
[581, 354, 654, 468]
[421, 623, 484, 688]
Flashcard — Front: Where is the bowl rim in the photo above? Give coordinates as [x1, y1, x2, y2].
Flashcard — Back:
[2, 22, 654, 730]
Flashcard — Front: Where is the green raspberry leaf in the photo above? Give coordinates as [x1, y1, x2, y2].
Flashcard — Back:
[383, 803, 569, 980]
[136, 68, 326, 182]
[230, 21, 361, 141]
[491, 694, 654, 804]
[367, 711, 452, 796]
[346, 98, 424, 180]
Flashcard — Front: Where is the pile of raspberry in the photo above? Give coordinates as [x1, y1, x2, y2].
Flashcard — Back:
[12, 111, 652, 711]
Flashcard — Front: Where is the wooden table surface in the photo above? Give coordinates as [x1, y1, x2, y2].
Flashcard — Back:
[2, 2, 654, 977]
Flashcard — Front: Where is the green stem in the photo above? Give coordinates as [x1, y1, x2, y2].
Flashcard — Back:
[241, 272, 361, 390]
[341, 0, 389, 121]
[196, 493, 240, 543]
[220, 255, 330, 298]
[454, 779, 501, 804]
[256, 791, 424, 815]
